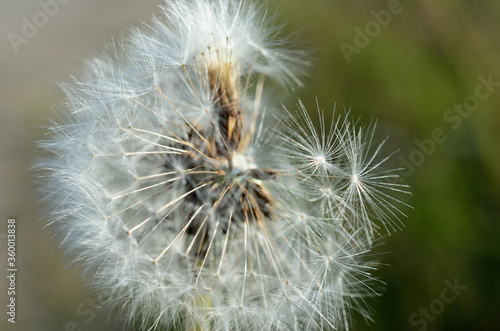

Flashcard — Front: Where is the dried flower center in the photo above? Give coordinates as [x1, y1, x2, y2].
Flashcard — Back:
[162, 65, 278, 257]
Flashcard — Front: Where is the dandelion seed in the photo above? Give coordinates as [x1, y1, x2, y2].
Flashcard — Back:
[36, 1, 409, 330]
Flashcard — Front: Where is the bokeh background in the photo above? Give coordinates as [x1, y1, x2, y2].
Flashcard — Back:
[1, 0, 499, 330]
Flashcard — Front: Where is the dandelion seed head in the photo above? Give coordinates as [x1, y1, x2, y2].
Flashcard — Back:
[36, 1, 410, 330]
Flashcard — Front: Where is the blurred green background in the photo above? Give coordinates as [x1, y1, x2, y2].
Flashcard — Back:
[0, 0, 499, 330]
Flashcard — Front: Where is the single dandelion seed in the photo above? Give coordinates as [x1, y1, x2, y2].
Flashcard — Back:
[36, 1, 410, 330]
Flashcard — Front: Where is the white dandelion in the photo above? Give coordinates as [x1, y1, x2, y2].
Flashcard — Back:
[36, 0, 410, 330]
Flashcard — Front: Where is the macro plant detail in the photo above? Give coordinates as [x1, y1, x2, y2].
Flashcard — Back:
[37, 0, 409, 330]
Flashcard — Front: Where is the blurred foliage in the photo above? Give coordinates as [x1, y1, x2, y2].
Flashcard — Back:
[1, 0, 499, 330]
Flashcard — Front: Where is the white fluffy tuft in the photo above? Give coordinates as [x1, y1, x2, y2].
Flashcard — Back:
[36, 1, 409, 330]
